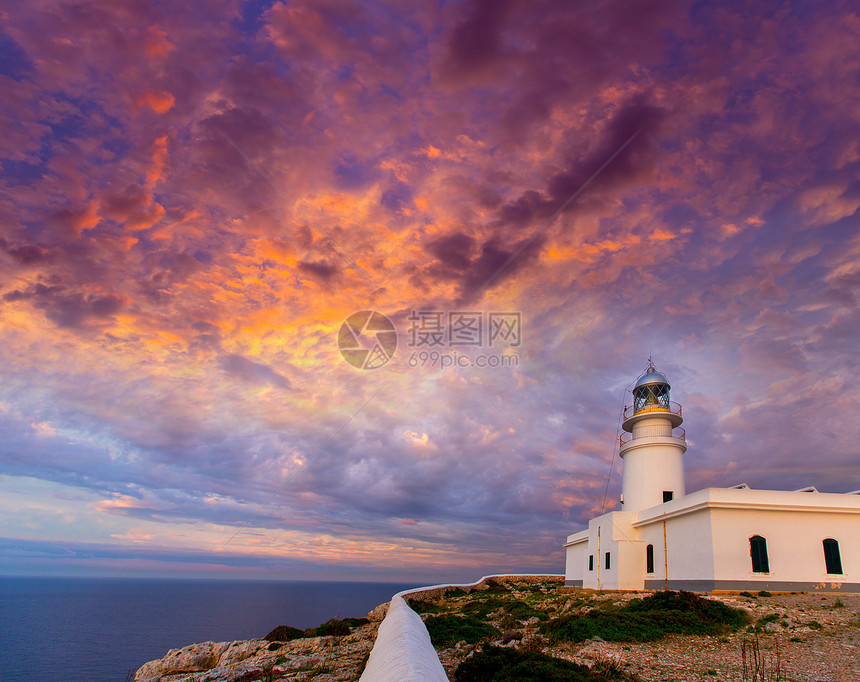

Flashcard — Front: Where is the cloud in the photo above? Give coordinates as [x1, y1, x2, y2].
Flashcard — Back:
[0, 0, 859, 579]
[219, 354, 292, 390]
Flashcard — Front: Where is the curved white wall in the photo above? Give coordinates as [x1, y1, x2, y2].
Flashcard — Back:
[359, 595, 448, 682]
[360, 574, 563, 681]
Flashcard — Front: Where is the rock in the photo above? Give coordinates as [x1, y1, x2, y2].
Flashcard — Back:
[368, 601, 390, 621]
[217, 639, 267, 667]
[274, 654, 321, 671]
[135, 641, 231, 680]
[526, 616, 540, 625]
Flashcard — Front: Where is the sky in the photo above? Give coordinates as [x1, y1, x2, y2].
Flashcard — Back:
[0, 0, 859, 582]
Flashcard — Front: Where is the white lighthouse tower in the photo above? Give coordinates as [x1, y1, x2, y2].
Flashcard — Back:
[619, 361, 687, 513]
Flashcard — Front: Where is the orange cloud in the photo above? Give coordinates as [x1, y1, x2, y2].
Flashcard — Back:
[146, 136, 170, 188]
[135, 90, 176, 114]
[142, 25, 175, 60]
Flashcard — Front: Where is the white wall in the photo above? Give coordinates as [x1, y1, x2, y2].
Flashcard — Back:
[578, 512, 642, 590]
[565, 540, 586, 584]
[359, 595, 448, 682]
[710, 507, 859, 584]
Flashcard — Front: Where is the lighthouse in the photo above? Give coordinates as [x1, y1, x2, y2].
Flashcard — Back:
[619, 361, 687, 513]
[564, 360, 860, 592]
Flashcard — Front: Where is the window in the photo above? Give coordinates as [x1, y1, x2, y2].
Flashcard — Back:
[823, 539, 843, 575]
[588, 555, 594, 571]
[663, 491, 674, 503]
[605, 552, 611, 570]
[750, 535, 769, 573]
[646, 544, 655, 574]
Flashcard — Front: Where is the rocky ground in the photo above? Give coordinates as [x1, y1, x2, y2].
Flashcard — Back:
[134, 577, 860, 681]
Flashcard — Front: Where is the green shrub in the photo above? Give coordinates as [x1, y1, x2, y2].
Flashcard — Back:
[309, 618, 351, 637]
[758, 590, 772, 597]
[834, 598, 844, 608]
[453, 646, 629, 681]
[425, 614, 500, 646]
[343, 617, 370, 628]
[739, 591, 755, 598]
[755, 613, 779, 632]
[541, 591, 748, 643]
[264, 625, 305, 642]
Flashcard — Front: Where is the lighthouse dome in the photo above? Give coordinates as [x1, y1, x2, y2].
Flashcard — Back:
[634, 369, 670, 389]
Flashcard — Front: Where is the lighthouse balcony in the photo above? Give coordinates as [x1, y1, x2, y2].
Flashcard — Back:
[621, 400, 683, 431]
[620, 425, 686, 446]
[622, 401, 683, 421]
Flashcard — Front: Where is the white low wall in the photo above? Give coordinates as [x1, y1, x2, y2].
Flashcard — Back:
[358, 595, 447, 682]
[359, 574, 563, 682]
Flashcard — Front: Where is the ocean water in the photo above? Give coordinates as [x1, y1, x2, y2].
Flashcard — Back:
[0, 577, 418, 682]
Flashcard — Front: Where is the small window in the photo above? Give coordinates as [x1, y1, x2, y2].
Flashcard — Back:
[663, 491, 674, 503]
[750, 535, 769, 573]
[588, 555, 594, 571]
[823, 539, 843, 575]
[646, 544, 655, 574]
[605, 552, 611, 570]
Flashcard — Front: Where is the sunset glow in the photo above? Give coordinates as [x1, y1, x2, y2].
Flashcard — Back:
[1, 0, 859, 582]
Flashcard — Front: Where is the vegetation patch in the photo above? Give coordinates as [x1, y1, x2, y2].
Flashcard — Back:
[306, 618, 352, 637]
[755, 613, 780, 632]
[425, 613, 500, 646]
[343, 617, 370, 629]
[264, 625, 306, 642]
[541, 591, 749, 643]
[463, 596, 548, 622]
[453, 646, 632, 681]
[406, 598, 447, 614]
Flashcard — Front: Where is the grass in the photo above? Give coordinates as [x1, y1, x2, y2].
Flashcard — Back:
[541, 591, 749, 643]
[453, 646, 635, 681]
[424, 613, 500, 646]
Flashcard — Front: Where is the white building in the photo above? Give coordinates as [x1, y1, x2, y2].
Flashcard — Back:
[564, 363, 860, 593]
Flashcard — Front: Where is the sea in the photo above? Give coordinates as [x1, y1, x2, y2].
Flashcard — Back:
[0, 576, 420, 682]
